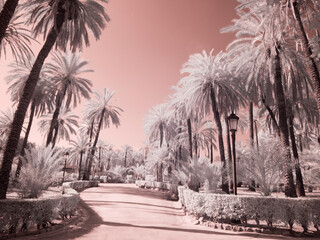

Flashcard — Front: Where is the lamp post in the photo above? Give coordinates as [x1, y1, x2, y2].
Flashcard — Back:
[228, 112, 239, 195]
[62, 151, 69, 184]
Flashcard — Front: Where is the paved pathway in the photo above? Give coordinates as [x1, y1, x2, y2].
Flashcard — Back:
[20, 184, 308, 240]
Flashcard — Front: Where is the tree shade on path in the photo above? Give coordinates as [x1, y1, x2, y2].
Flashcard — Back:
[18, 184, 307, 240]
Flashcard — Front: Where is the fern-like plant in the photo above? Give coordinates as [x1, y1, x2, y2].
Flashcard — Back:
[17, 145, 62, 198]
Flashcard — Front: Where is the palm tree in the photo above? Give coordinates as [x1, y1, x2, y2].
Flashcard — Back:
[176, 120, 216, 159]
[144, 103, 176, 148]
[0, 0, 20, 48]
[240, 0, 320, 118]
[45, 51, 93, 146]
[121, 144, 133, 168]
[39, 105, 79, 148]
[0, 2, 34, 63]
[169, 86, 194, 159]
[69, 133, 89, 180]
[82, 88, 122, 180]
[6, 59, 54, 178]
[179, 50, 245, 193]
[144, 103, 177, 181]
[0, 0, 109, 198]
[221, 4, 314, 196]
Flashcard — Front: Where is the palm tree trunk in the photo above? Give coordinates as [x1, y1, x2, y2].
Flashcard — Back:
[51, 125, 59, 148]
[0, 0, 19, 46]
[82, 120, 95, 179]
[159, 122, 164, 148]
[288, 112, 305, 197]
[187, 118, 193, 158]
[124, 150, 127, 168]
[249, 102, 254, 144]
[78, 151, 83, 180]
[274, 45, 297, 198]
[293, 0, 320, 117]
[46, 83, 68, 146]
[0, 3, 66, 199]
[261, 96, 280, 135]
[84, 109, 105, 180]
[15, 101, 36, 179]
[248, 103, 256, 191]
[89, 120, 95, 143]
[210, 139, 213, 164]
[225, 118, 233, 193]
[210, 88, 229, 193]
[193, 135, 198, 159]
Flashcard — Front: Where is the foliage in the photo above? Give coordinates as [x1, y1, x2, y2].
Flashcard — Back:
[39, 105, 79, 143]
[133, 164, 145, 180]
[144, 103, 177, 147]
[174, 158, 221, 193]
[299, 146, 320, 187]
[0, 2, 34, 62]
[237, 133, 286, 196]
[46, 51, 93, 109]
[145, 147, 173, 173]
[17, 146, 62, 198]
[23, 0, 110, 52]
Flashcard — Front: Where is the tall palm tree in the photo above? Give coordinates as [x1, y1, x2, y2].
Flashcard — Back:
[82, 88, 122, 180]
[239, 0, 320, 119]
[45, 51, 93, 146]
[221, 5, 314, 196]
[0, 2, 34, 63]
[0, 0, 109, 198]
[121, 144, 133, 168]
[69, 133, 89, 180]
[176, 120, 216, 159]
[6, 59, 54, 178]
[180, 50, 245, 193]
[144, 103, 177, 181]
[144, 103, 176, 148]
[39, 105, 79, 148]
[169, 86, 194, 159]
[0, 0, 20, 48]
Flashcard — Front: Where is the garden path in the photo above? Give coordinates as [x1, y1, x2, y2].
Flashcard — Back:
[18, 184, 307, 240]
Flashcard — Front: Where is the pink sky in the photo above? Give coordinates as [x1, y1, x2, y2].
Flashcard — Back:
[0, 0, 238, 150]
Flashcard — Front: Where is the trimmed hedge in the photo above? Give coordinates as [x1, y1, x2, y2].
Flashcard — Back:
[62, 180, 99, 191]
[136, 180, 178, 194]
[178, 186, 320, 232]
[0, 188, 79, 234]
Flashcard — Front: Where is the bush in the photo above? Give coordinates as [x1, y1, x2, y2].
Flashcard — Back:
[174, 158, 220, 193]
[17, 146, 62, 198]
[178, 186, 320, 231]
[237, 134, 286, 196]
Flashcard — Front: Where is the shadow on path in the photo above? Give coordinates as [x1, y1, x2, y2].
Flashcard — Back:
[85, 200, 181, 210]
[99, 220, 291, 239]
[90, 184, 168, 200]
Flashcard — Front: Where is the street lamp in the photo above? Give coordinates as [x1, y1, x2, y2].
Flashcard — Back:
[228, 112, 239, 195]
[62, 151, 69, 184]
